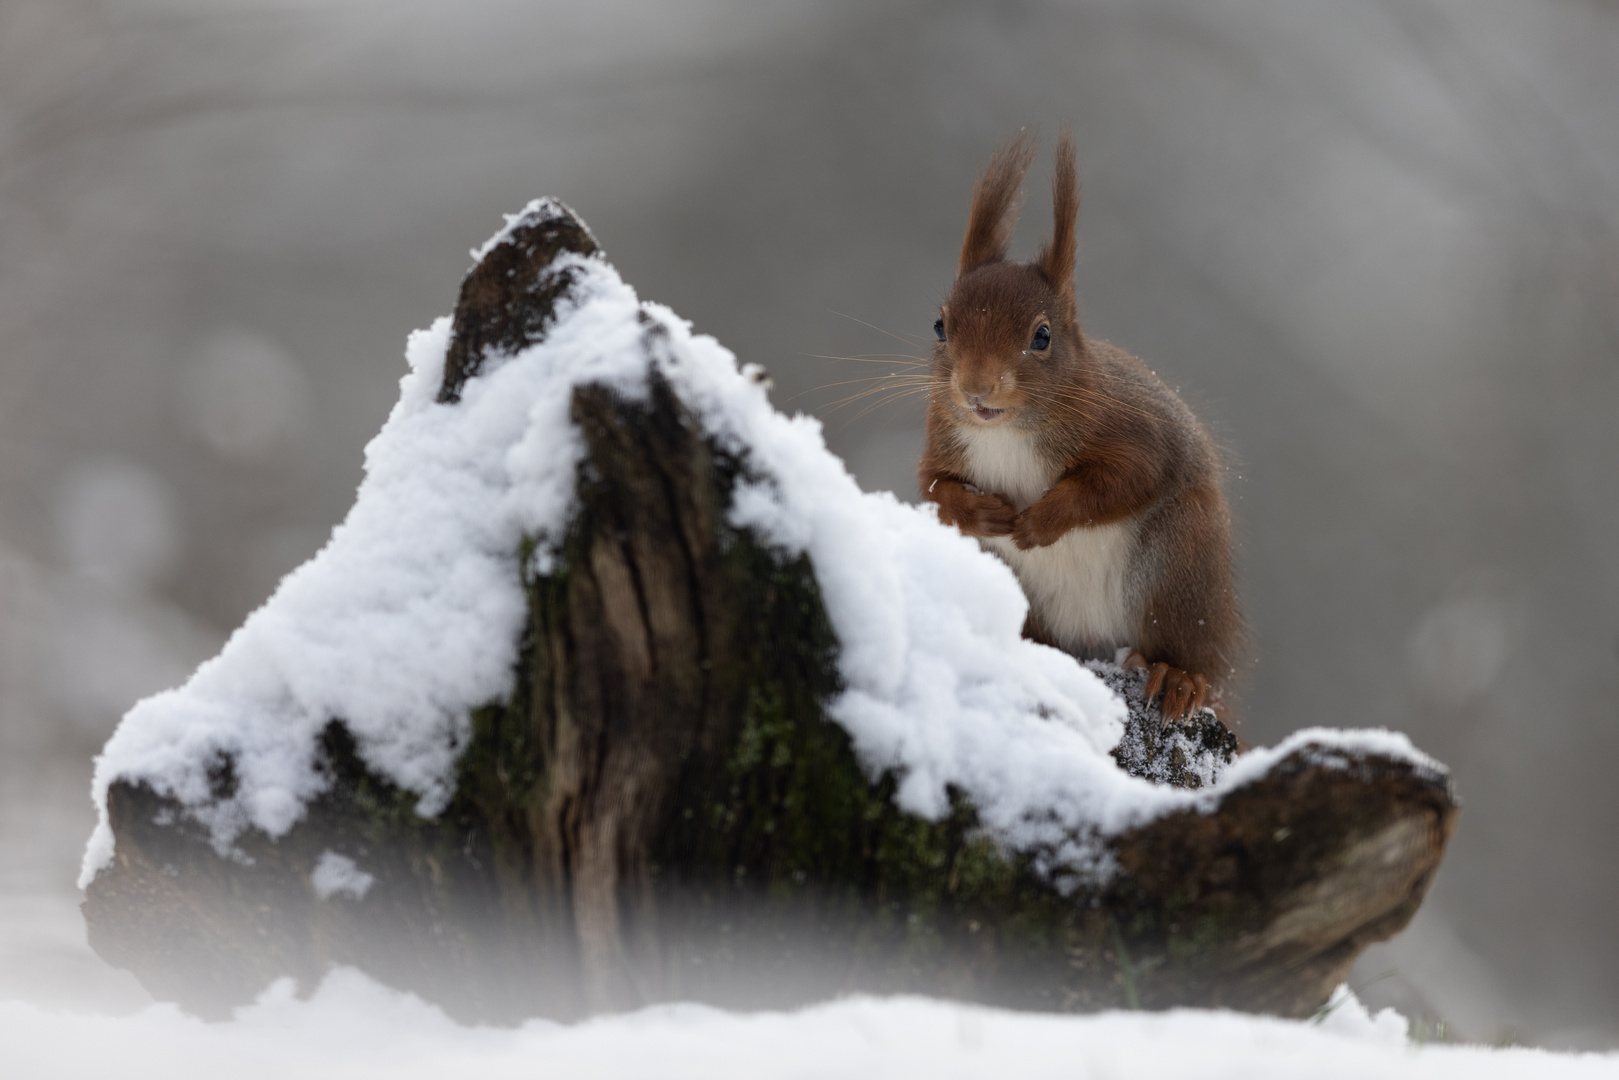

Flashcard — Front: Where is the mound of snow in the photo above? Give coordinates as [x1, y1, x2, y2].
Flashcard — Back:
[7, 967, 1614, 1080]
[81, 200, 1440, 888]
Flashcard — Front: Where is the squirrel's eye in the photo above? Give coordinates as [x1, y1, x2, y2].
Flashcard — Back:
[933, 318, 946, 342]
[1031, 325, 1051, 351]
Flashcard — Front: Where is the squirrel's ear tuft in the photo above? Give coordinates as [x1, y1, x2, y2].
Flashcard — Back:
[1037, 128, 1079, 325]
[958, 130, 1037, 278]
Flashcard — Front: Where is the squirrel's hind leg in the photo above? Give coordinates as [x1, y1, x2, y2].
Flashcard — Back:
[1124, 650, 1218, 726]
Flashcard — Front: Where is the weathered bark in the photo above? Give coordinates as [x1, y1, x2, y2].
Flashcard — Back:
[83, 203, 1457, 1023]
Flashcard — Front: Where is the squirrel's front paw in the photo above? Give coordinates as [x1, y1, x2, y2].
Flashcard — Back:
[956, 491, 1017, 538]
[1010, 505, 1069, 550]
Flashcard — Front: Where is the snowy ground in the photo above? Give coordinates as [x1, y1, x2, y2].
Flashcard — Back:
[15, 206, 1602, 1077]
[4, 967, 1616, 1080]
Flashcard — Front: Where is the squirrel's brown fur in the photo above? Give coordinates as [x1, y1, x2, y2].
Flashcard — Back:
[919, 130, 1244, 719]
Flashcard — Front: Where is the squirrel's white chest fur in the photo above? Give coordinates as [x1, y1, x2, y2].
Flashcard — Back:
[959, 425, 1137, 655]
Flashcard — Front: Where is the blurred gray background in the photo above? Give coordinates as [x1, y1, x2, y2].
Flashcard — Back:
[1, 0, 1615, 1048]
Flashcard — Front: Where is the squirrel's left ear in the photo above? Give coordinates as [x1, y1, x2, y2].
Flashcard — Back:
[958, 131, 1037, 277]
[1037, 129, 1078, 327]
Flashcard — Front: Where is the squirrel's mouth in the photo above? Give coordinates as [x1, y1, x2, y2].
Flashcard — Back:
[972, 405, 1006, 422]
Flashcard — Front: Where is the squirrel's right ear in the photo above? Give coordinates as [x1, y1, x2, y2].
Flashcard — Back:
[958, 131, 1037, 278]
[1037, 128, 1079, 326]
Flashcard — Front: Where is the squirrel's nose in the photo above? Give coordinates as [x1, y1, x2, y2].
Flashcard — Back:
[954, 371, 995, 403]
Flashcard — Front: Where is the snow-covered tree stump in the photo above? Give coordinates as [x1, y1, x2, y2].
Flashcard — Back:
[81, 202, 1457, 1023]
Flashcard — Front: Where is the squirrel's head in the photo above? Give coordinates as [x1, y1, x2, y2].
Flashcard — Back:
[934, 130, 1082, 429]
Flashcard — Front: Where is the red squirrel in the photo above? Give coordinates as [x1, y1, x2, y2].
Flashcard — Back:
[918, 131, 1243, 721]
